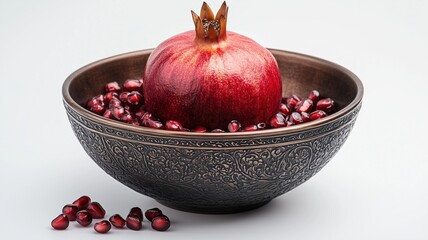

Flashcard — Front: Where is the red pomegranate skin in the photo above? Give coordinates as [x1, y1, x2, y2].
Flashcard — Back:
[144, 30, 282, 130]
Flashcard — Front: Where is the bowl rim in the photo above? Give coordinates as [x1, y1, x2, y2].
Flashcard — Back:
[62, 48, 364, 139]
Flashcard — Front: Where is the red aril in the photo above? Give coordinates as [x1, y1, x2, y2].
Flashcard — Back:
[211, 129, 225, 133]
[289, 112, 303, 125]
[243, 125, 258, 131]
[316, 98, 335, 113]
[105, 82, 121, 93]
[76, 210, 92, 227]
[227, 120, 241, 132]
[123, 79, 143, 92]
[192, 126, 208, 132]
[145, 208, 163, 222]
[310, 110, 327, 120]
[295, 99, 314, 113]
[103, 109, 115, 119]
[127, 91, 144, 106]
[144, 2, 282, 130]
[269, 113, 286, 128]
[104, 92, 119, 105]
[109, 214, 126, 228]
[73, 195, 91, 210]
[86, 202, 106, 219]
[94, 220, 111, 234]
[51, 214, 69, 230]
[126, 215, 142, 230]
[111, 106, 125, 120]
[307, 90, 320, 103]
[119, 92, 130, 103]
[129, 207, 143, 221]
[151, 215, 170, 231]
[165, 120, 184, 131]
[301, 112, 310, 122]
[62, 204, 78, 221]
[279, 103, 291, 116]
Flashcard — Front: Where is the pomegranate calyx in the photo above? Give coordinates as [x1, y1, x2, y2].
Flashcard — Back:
[191, 1, 228, 42]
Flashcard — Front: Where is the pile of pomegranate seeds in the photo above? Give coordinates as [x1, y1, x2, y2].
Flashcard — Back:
[51, 195, 170, 233]
[87, 80, 335, 132]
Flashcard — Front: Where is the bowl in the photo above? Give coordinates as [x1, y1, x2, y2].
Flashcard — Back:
[62, 49, 363, 214]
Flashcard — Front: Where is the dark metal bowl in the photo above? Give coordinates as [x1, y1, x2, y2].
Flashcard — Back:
[62, 49, 363, 214]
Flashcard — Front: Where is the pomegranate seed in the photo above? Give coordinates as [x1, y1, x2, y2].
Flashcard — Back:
[165, 120, 184, 131]
[105, 81, 121, 93]
[243, 125, 258, 131]
[111, 106, 125, 120]
[130, 118, 141, 126]
[279, 103, 291, 116]
[76, 210, 92, 227]
[94, 220, 111, 234]
[151, 215, 170, 231]
[120, 113, 134, 123]
[269, 113, 286, 128]
[286, 121, 295, 127]
[94, 94, 105, 103]
[316, 98, 335, 113]
[295, 99, 314, 113]
[123, 79, 143, 92]
[257, 122, 266, 130]
[227, 120, 241, 132]
[289, 112, 303, 124]
[89, 104, 105, 115]
[51, 214, 69, 230]
[109, 214, 126, 228]
[192, 126, 207, 132]
[145, 208, 163, 222]
[307, 90, 320, 103]
[285, 97, 299, 110]
[62, 204, 78, 221]
[129, 207, 143, 221]
[126, 215, 142, 230]
[104, 91, 119, 105]
[108, 98, 122, 108]
[86, 202, 106, 219]
[292, 94, 302, 102]
[103, 109, 115, 119]
[146, 119, 164, 129]
[127, 91, 144, 106]
[135, 106, 146, 119]
[301, 112, 310, 123]
[140, 112, 155, 125]
[310, 110, 328, 120]
[211, 129, 225, 133]
[73, 195, 91, 210]
[119, 91, 130, 103]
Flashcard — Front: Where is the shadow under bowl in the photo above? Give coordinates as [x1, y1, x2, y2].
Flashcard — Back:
[62, 49, 363, 214]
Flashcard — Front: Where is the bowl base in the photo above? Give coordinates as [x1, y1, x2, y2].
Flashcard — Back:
[156, 199, 272, 214]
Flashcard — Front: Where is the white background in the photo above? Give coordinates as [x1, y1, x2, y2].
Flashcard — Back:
[1, 0, 427, 239]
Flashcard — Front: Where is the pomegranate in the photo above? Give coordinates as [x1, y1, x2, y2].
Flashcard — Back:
[86, 202, 106, 219]
[143, 2, 282, 130]
[94, 220, 111, 233]
[73, 195, 91, 210]
[51, 214, 69, 230]
[109, 214, 126, 228]
[145, 208, 163, 222]
[151, 215, 170, 231]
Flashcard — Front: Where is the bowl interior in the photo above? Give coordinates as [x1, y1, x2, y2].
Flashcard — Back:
[66, 49, 362, 126]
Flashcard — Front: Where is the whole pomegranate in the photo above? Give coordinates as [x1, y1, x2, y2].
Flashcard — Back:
[144, 2, 282, 130]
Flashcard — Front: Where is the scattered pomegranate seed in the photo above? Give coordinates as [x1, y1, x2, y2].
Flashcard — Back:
[105, 81, 121, 93]
[86, 202, 106, 219]
[135, 106, 146, 119]
[108, 98, 123, 108]
[243, 125, 258, 131]
[62, 204, 78, 221]
[307, 90, 320, 103]
[295, 99, 314, 113]
[285, 97, 299, 110]
[269, 113, 286, 128]
[120, 113, 134, 123]
[103, 109, 115, 119]
[73, 195, 91, 210]
[109, 214, 126, 228]
[257, 122, 266, 130]
[165, 120, 184, 131]
[286, 121, 295, 127]
[310, 110, 328, 120]
[130, 118, 141, 126]
[146, 119, 164, 129]
[127, 91, 144, 105]
[104, 92, 119, 105]
[301, 112, 310, 123]
[289, 112, 303, 124]
[151, 215, 170, 231]
[126, 215, 142, 230]
[192, 126, 208, 132]
[129, 207, 144, 221]
[279, 103, 291, 116]
[316, 98, 335, 113]
[123, 79, 143, 92]
[227, 120, 241, 132]
[94, 220, 111, 234]
[111, 106, 125, 120]
[211, 129, 225, 133]
[119, 91, 130, 103]
[51, 214, 69, 230]
[145, 208, 163, 222]
[76, 210, 92, 227]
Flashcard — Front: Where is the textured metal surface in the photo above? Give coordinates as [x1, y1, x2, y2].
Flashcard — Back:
[62, 49, 363, 213]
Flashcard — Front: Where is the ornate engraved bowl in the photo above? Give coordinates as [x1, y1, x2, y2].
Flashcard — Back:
[62, 49, 363, 214]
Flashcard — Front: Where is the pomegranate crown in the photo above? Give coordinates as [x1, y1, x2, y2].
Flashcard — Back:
[191, 1, 229, 42]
